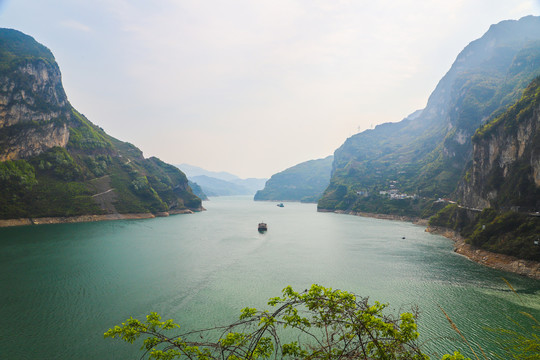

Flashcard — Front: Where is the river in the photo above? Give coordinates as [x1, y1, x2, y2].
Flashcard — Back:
[0, 196, 538, 359]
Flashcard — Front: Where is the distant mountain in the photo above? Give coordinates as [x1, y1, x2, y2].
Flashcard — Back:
[177, 163, 239, 182]
[319, 16, 540, 218]
[254, 156, 333, 202]
[230, 178, 268, 194]
[177, 164, 267, 196]
[190, 175, 250, 196]
[0, 29, 202, 220]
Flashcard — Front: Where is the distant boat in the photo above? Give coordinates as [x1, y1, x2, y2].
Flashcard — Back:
[277, 203, 284, 207]
[258, 222, 267, 232]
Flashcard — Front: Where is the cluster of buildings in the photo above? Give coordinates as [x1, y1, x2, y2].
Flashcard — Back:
[354, 189, 419, 200]
[355, 180, 420, 200]
[378, 189, 418, 200]
[377, 180, 417, 200]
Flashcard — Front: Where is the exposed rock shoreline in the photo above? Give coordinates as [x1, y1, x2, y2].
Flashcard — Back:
[0, 209, 200, 228]
[427, 226, 540, 280]
[319, 209, 540, 280]
[319, 209, 429, 226]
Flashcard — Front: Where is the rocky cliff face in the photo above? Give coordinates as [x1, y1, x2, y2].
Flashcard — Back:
[459, 77, 540, 210]
[0, 121, 69, 161]
[0, 60, 69, 127]
[0, 38, 71, 160]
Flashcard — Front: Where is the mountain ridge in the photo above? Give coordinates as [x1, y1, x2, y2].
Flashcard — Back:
[0, 28, 202, 221]
[319, 16, 540, 218]
[178, 163, 267, 196]
[177, 163, 240, 182]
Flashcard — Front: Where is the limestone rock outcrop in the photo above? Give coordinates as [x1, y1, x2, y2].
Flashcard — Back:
[458, 78, 540, 211]
[0, 38, 71, 160]
[0, 121, 69, 161]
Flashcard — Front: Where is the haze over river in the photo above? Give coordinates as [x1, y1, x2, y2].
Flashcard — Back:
[1, 196, 538, 359]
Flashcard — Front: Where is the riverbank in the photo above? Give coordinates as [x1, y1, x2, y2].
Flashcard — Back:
[320, 209, 540, 280]
[319, 208, 429, 226]
[0, 209, 199, 228]
[427, 226, 540, 280]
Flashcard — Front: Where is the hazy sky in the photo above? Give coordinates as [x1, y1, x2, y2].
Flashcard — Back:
[1, 1, 539, 178]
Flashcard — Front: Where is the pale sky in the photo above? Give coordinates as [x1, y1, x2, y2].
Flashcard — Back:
[1, 1, 539, 178]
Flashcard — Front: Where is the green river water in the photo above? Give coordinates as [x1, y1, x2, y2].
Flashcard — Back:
[0, 196, 538, 359]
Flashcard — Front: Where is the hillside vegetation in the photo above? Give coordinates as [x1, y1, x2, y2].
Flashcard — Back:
[319, 16, 540, 218]
[0, 29, 201, 220]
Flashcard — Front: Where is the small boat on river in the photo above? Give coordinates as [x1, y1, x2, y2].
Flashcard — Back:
[258, 222, 267, 232]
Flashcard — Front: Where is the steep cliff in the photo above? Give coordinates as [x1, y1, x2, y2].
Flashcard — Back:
[319, 16, 540, 217]
[0, 28, 202, 220]
[429, 78, 540, 261]
[0, 29, 71, 161]
[459, 77, 540, 211]
[254, 156, 333, 202]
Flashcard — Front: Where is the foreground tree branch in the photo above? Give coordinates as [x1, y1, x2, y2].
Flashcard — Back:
[105, 284, 468, 360]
